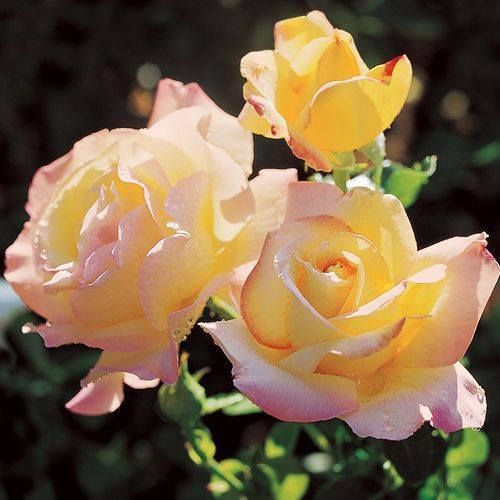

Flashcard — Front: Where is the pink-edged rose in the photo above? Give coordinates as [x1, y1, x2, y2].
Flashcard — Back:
[5, 79, 296, 415]
[202, 182, 499, 439]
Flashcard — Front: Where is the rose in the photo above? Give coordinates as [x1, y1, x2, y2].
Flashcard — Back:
[201, 182, 499, 440]
[5, 78, 296, 415]
[239, 10, 412, 172]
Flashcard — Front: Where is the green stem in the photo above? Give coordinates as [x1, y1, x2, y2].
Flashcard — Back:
[206, 458, 245, 492]
[188, 432, 245, 492]
[372, 161, 383, 188]
[203, 392, 246, 415]
[207, 296, 238, 320]
[333, 170, 349, 192]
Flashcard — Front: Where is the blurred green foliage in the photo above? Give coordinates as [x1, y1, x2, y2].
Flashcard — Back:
[1, 0, 499, 498]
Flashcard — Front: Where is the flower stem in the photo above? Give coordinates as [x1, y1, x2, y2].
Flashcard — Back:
[372, 162, 383, 188]
[333, 170, 349, 192]
[188, 431, 245, 492]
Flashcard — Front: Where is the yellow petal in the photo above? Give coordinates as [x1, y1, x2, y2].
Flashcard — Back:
[281, 318, 406, 376]
[314, 30, 367, 86]
[240, 232, 292, 349]
[240, 50, 278, 100]
[298, 55, 412, 152]
[331, 188, 417, 283]
[274, 11, 334, 61]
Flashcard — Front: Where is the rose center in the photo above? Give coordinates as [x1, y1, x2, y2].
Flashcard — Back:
[323, 258, 356, 280]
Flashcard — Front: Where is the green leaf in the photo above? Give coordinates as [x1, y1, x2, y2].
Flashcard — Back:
[472, 141, 500, 166]
[278, 472, 310, 500]
[209, 459, 249, 498]
[302, 424, 332, 453]
[383, 426, 448, 486]
[265, 423, 300, 459]
[418, 473, 445, 500]
[204, 392, 247, 415]
[186, 426, 216, 464]
[383, 155, 437, 207]
[446, 429, 489, 469]
[158, 354, 206, 427]
[253, 463, 281, 499]
[222, 396, 262, 416]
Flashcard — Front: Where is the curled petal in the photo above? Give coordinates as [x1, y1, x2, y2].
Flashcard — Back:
[287, 130, 335, 172]
[331, 188, 417, 282]
[341, 362, 486, 440]
[229, 261, 256, 311]
[398, 234, 500, 368]
[149, 78, 254, 175]
[71, 267, 144, 327]
[29, 316, 163, 352]
[139, 233, 213, 331]
[123, 373, 160, 389]
[313, 30, 367, 84]
[237, 168, 297, 264]
[274, 11, 334, 61]
[148, 78, 219, 126]
[5, 224, 74, 323]
[167, 272, 230, 343]
[331, 263, 446, 335]
[66, 373, 124, 416]
[239, 94, 289, 139]
[298, 56, 412, 152]
[201, 319, 359, 422]
[240, 51, 278, 102]
[280, 318, 406, 374]
[26, 152, 72, 221]
[82, 335, 178, 386]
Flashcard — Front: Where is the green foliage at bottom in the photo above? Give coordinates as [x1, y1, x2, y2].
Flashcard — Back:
[157, 356, 493, 500]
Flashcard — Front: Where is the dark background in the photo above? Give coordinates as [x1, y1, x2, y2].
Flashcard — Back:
[1, 0, 499, 498]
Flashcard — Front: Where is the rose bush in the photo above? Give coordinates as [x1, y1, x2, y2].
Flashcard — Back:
[202, 182, 499, 439]
[5, 78, 296, 415]
[239, 10, 412, 172]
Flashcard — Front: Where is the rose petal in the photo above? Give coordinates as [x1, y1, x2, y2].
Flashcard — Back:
[65, 373, 124, 416]
[123, 373, 160, 389]
[148, 78, 219, 126]
[287, 129, 335, 172]
[26, 152, 72, 221]
[398, 234, 500, 367]
[341, 362, 487, 440]
[332, 263, 446, 335]
[236, 168, 297, 264]
[150, 82, 254, 176]
[139, 232, 213, 331]
[313, 30, 367, 84]
[280, 317, 406, 374]
[298, 56, 412, 152]
[331, 188, 417, 283]
[284, 181, 343, 222]
[200, 319, 359, 422]
[274, 11, 334, 61]
[82, 335, 178, 386]
[5, 223, 74, 322]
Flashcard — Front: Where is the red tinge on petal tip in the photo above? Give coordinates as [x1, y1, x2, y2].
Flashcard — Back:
[383, 55, 405, 78]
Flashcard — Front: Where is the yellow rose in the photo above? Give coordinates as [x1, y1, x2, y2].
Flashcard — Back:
[202, 182, 499, 439]
[239, 11, 412, 171]
[5, 78, 296, 415]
